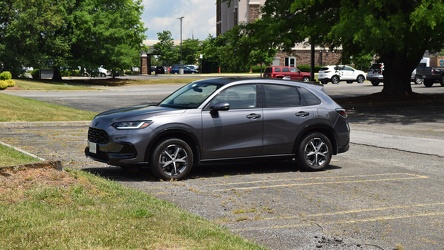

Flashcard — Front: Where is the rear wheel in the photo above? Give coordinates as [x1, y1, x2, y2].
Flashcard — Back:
[296, 132, 332, 171]
[371, 80, 380, 86]
[303, 76, 310, 82]
[331, 76, 340, 84]
[357, 75, 365, 83]
[150, 138, 193, 180]
[424, 80, 434, 87]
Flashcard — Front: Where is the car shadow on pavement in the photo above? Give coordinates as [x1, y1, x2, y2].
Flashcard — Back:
[82, 161, 342, 182]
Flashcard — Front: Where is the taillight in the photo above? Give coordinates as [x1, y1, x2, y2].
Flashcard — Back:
[336, 108, 348, 118]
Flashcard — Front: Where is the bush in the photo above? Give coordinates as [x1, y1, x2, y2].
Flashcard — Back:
[31, 69, 40, 79]
[0, 80, 8, 90]
[0, 71, 12, 80]
[6, 79, 15, 87]
[297, 65, 323, 73]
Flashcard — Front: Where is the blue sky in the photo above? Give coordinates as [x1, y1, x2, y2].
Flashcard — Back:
[141, 0, 216, 41]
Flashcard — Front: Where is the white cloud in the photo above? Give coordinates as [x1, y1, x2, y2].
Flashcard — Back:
[141, 0, 216, 41]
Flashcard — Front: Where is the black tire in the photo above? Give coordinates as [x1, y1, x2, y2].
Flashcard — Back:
[331, 75, 340, 84]
[296, 132, 332, 171]
[320, 81, 328, 85]
[424, 80, 434, 87]
[440, 75, 444, 87]
[371, 80, 380, 86]
[150, 138, 193, 180]
[357, 75, 365, 83]
[303, 76, 310, 82]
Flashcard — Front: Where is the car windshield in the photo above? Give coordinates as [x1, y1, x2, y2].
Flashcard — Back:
[159, 81, 222, 109]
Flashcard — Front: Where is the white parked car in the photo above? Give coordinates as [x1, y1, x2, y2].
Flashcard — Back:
[98, 66, 111, 77]
[318, 65, 366, 84]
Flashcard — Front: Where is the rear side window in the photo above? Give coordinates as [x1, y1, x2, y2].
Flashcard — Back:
[298, 87, 321, 106]
[282, 67, 290, 72]
[263, 84, 301, 107]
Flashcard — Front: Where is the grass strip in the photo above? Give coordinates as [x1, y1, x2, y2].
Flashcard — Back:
[0, 167, 266, 250]
[0, 93, 95, 122]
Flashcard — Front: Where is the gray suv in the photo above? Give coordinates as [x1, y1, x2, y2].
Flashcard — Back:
[86, 78, 350, 180]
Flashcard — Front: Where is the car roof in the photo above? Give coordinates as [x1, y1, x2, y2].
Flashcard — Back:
[193, 77, 324, 90]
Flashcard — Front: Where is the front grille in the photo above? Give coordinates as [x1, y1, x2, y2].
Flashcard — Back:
[88, 127, 109, 144]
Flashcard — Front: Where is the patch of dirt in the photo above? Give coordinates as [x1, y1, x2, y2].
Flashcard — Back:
[0, 163, 79, 203]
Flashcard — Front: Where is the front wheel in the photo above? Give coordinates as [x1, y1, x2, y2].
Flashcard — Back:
[296, 132, 332, 171]
[150, 138, 193, 180]
[357, 75, 365, 83]
[415, 77, 423, 85]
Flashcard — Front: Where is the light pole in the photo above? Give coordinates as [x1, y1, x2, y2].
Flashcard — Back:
[178, 16, 184, 74]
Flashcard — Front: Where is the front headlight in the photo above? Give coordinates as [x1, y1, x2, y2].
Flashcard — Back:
[112, 121, 152, 130]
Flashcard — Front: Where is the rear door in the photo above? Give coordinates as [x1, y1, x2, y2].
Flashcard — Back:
[261, 84, 318, 155]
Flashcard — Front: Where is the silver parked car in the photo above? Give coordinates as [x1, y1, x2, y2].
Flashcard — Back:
[85, 78, 350, 180]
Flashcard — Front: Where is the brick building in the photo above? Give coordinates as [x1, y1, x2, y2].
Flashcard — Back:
[216, 0, 343, 67]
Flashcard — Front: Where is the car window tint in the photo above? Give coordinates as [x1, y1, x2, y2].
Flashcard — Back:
[274, 68, 281, 72]
[210, 85, 257, 109]
[282, 67, 290, 72]
[298, 87, 321, 106]
[264, 68, 272, 73]
[264, 84, 301, 107]
[290, 68, 297, 72]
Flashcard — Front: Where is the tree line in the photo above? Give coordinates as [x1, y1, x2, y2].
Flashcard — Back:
[0, 0, 146, 79]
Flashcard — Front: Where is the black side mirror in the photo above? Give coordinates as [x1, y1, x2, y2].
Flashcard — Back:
[210, 102, 230, 115]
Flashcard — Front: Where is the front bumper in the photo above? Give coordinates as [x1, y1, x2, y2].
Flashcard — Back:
[85, 141, 139, 166]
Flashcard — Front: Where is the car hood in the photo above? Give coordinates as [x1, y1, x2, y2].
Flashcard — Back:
[94, 105, 185, 122]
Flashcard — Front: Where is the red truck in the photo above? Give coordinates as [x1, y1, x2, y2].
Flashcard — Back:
[263, 66, 311, 82]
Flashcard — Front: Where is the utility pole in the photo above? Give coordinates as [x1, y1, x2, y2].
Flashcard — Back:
[178, 16, 184, 74]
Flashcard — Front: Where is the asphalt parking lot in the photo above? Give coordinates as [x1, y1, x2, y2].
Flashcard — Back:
[2, 81, 444, 249]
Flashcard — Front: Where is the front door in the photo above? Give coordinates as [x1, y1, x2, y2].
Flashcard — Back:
[201, 84, 263, 160]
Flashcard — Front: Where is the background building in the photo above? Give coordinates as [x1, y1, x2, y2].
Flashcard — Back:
[216, 0, 342, 67]
[216, 0, 265, 36]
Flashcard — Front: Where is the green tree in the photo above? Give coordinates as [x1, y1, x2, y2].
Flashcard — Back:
[201, 25, 275, 73]
[289, 0, 444, 96]
[70, 0, 146, 78]
[0, 0, 146, 79]
[181, 38, 201, 65]
[0, 0, 73, 76]
[153, 31, 178, 66]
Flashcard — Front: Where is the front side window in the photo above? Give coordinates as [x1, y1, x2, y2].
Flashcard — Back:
[209, 85, 257, 109]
